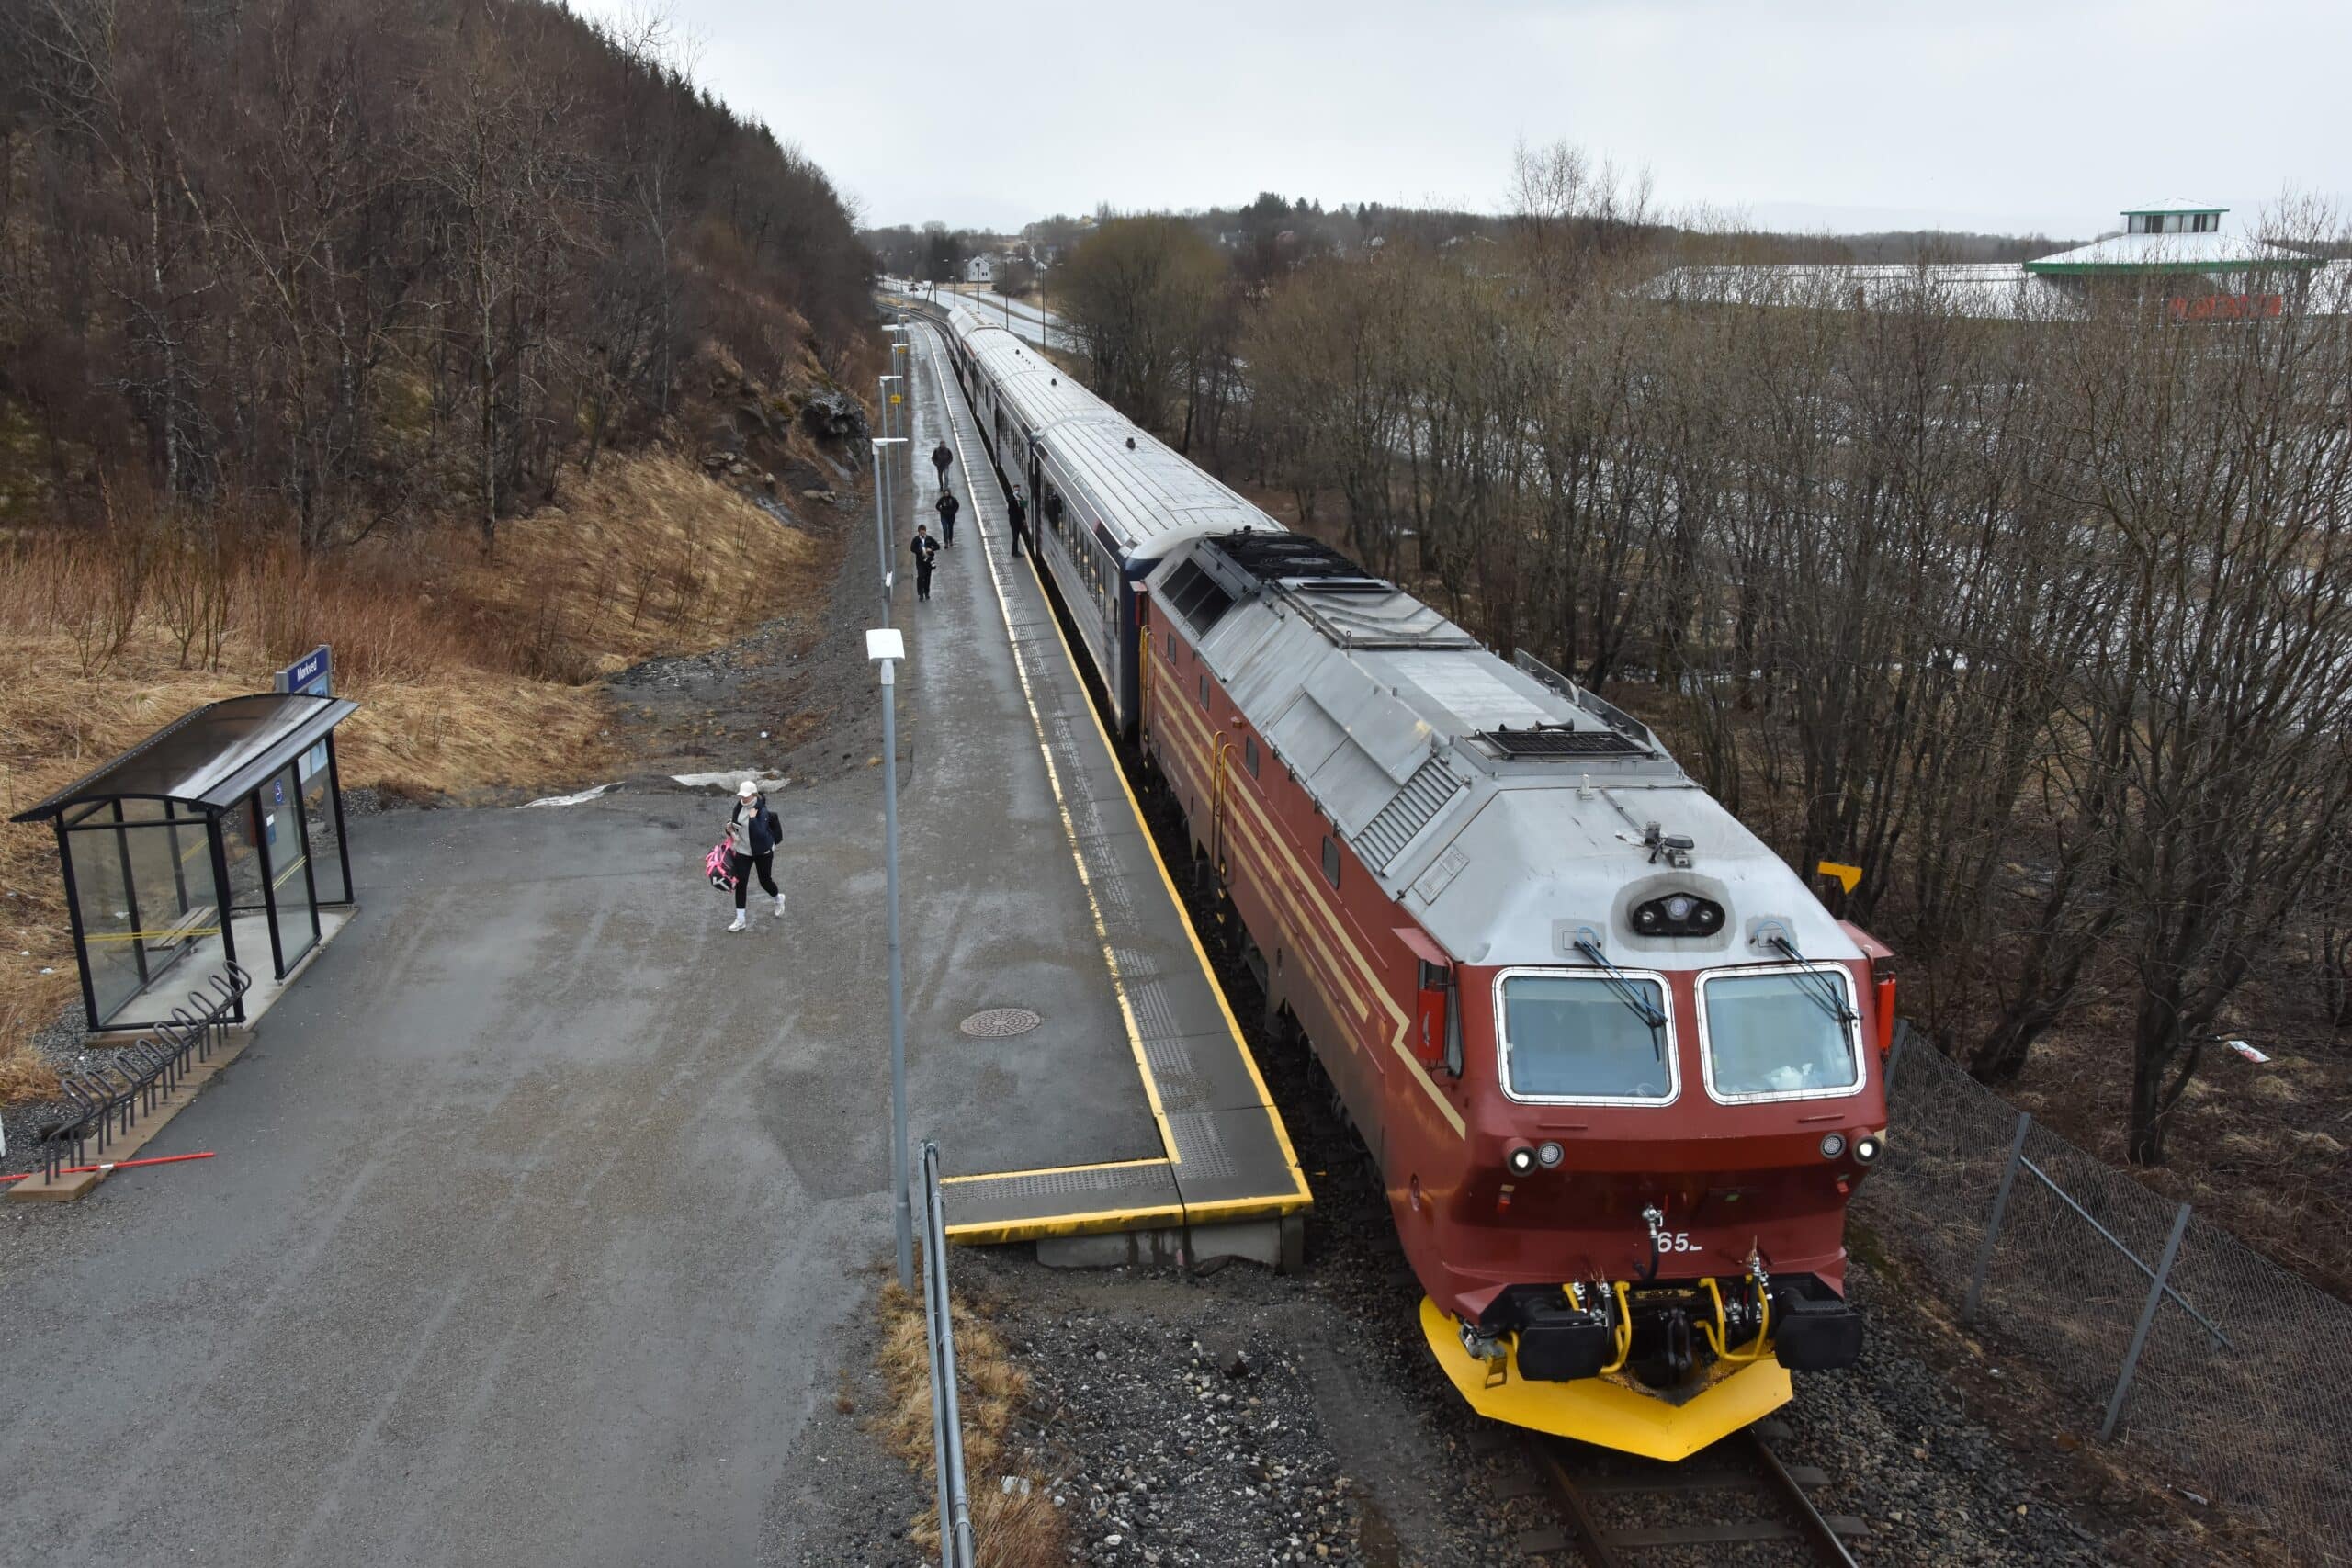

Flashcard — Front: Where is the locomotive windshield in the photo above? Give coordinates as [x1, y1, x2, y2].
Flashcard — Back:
[1496, 972, 1674, 1103]
[1699, 967, 1863, 1101]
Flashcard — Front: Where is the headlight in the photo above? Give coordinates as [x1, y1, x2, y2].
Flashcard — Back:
[1853, 1134, 1882, 1164]
[1819, 1133, 1847, 1160]
[1536, 1141, 1564, 1168]
[1665, 895, 1694, 922]
[1506, 1145, 1537, 1176]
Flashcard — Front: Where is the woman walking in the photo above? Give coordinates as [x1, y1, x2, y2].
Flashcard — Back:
[724, 779, 785, 932]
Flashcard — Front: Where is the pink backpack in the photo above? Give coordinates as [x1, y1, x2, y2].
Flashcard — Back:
[705, 840, 737, 891]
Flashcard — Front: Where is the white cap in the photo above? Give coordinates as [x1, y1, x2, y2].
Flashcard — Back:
[739, 780, 758, 797]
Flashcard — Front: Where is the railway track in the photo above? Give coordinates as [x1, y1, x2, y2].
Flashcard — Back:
[1520, 1421, 1867, 1566]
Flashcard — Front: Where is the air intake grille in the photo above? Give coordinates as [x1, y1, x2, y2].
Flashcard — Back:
[1477, 726, 1649, 759]
[1358, 756, 1467, 873]
[1214, 532, 1380, 586]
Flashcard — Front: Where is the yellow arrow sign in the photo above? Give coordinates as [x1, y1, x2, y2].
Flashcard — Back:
[1816, 861, 1862, 895]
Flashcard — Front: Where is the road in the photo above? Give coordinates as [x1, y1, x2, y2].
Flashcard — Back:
[0, 800, 890, 1565]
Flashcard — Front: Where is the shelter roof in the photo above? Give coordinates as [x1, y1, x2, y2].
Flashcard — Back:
[12, 693, 357, 821]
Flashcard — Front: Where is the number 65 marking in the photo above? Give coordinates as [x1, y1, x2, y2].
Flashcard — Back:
[1661, 1232, 1700, 1253]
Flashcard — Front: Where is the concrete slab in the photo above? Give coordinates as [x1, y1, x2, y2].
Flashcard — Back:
[900, 320, 1309, 1244]
[888, 339, 1160, 1180]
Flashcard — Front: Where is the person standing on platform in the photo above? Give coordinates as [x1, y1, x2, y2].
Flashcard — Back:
[1008, 485, 1028, 558]
[910, 522, 940, 602]
[724, 780, 785, 933]
[934, 488, 960, 547]
[932, 440, 954, 491]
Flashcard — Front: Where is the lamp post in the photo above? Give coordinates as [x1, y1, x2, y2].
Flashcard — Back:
[872, 434, 905, 625]
[866, 626, 913, 1290]
[888, 339, 911, 495]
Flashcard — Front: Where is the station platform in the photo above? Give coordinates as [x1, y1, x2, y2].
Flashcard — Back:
[894, 318, 1309, 1258]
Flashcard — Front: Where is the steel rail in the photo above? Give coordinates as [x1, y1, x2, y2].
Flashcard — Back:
[1739, 1428, 1862, 1568]
[1531, 1436, 1627, 1568]
[1529, 1425, 1862, 1567]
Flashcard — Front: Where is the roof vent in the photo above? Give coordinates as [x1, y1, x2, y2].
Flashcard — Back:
[1477, 726, 1649, 760]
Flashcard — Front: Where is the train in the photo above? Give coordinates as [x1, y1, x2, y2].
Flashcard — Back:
[935, 301, 1892, 1462]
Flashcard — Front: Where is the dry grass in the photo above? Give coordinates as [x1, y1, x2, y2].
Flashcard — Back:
[0, 449, 824, 1099]
[873, 1280, 1069, 1568]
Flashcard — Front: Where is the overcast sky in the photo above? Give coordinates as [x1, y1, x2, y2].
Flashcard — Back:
[578, 0, 2352, 239]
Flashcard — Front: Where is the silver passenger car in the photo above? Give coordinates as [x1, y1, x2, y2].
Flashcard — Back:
[944, 305, 1273, 729]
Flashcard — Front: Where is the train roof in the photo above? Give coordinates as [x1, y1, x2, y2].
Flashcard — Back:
[1151, 532, 1860, 970]
[948, 308, 1273, 557]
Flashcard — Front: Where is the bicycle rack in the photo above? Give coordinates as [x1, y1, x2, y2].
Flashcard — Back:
[37, 963, 252, 1181]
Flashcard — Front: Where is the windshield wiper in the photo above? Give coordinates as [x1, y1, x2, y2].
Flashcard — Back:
[1570, 927, 1666, 1031]
[1755, 921, 1858, 1025]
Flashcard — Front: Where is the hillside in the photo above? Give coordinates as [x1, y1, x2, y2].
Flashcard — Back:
[0, 0, 882, 1097]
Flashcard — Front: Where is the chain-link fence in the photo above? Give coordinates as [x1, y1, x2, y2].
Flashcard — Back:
[1859, 1026, 2351, 1563]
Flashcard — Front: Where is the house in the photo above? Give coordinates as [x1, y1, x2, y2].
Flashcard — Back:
[962, 254, 998, 285]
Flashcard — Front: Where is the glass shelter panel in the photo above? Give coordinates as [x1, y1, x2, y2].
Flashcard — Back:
[114, 800, 222, 1000]
[220, 795, 268, 919]
[64, 816, 141, 1024]
[256, 762, 318, 971]
[299, 746, 346, 906]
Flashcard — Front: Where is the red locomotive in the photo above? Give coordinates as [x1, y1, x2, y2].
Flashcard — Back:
[1137, 532, 1892, 1460]
[937, 304, 1891, 1460]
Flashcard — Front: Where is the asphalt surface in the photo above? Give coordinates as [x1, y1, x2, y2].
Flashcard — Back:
[0, 341, 1159, 1564]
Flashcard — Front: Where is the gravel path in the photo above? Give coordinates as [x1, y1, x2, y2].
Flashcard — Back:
[0, 1012, 100, 1179]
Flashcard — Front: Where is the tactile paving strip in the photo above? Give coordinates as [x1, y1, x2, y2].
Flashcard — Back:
[942, 1160, 1182, 1243]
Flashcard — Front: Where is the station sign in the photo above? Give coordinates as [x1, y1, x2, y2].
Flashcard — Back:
[273, 644, 332, 781]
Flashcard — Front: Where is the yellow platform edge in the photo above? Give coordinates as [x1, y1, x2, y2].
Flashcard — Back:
[1418, 1296, 1793, 1462]
[940, 1177, 1312, 1247]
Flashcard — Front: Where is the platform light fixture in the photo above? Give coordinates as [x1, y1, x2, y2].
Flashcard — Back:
[872, 434, 906, 626]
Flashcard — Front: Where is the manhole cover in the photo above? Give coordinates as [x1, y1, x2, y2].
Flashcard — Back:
[960, 1008, 1042, 1038]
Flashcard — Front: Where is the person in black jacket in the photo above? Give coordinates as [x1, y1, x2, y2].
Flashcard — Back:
[910, 522, 941, 601]
[934, 488, 959, 547]
[724, 779, 785, 932]
[1007, 486, 1028, 557]
[931, 441, 954, 489]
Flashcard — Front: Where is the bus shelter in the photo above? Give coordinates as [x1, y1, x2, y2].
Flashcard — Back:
[12, 692, 358, 1032]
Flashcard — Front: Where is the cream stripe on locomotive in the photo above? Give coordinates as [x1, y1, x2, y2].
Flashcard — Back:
[1152, 653, 1464, 1139]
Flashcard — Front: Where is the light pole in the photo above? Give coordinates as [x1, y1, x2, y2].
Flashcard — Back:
[866, 626, 913, 1290]
[888, 338, 911, 497]
[873, 434, 905, 625]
